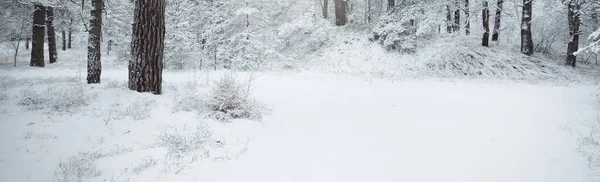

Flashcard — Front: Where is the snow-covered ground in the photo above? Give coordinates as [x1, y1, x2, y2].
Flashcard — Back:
[1, 46, 600, 182]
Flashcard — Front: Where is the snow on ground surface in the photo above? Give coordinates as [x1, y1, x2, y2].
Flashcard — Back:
[1, 45, 600, 182]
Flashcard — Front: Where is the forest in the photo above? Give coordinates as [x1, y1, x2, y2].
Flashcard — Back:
[1, 0, 600, 182]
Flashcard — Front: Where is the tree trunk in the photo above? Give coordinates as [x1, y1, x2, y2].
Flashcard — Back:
[465, 0, 470, 35]
[322, 0, 328, 19]
[388, 0, 395, 11]
[87, 0, 103, 84]
[482, 1, 490, 47]
[566, 1, 580, 67]
[25, 38, 29, 50]
[454, 0, 460, 32]
[334, 0, 347, 26]
[46, 6, 57, 64]
[107, 40, 112, 55]
[30, 4, 45, 67]
[446, 5, 452, 33]
[492, 0, 503, 41]
[62, 30, 66, 51]
[521, 0, 533, 56]
[68, 29, 72, 49]
[129, 0, 165, 95]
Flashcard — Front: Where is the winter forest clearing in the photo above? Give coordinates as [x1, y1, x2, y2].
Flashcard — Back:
[2, 0, 600, 182]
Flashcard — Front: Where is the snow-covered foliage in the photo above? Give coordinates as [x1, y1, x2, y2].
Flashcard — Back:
[576, 27, 600, 55]
[207, 73, 265, 122]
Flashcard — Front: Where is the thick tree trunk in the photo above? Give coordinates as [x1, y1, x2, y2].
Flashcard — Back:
[30, 4, 45, 67]
[521, 0, 533, 56]
[322, 0, 328, 19]
[446, 5, 452, 33]
[87, 0, 103, 84]
[566, 2, 580, 67]
[482, 1, 490, 47]
[46, 6, 57, 64]
[388, 0, 395, 11]
[492, 0, 503, 41]
[454, 0, 460, 32]
[465, 0, 470, 35]
[129, 0, 165, 95]
[62, 30, 66, 51]
[334, 0, 347, 26]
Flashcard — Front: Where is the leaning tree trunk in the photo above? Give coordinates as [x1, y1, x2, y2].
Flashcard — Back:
[46, 6, 57, 64]
[454, 0, 460, 32]
[62, 30, 66, 51]
[87, 0, 103, 84]
[492, 0, 503, 41]
[566, 1, 580, 67]
[521, 0, 533, 56]
[322, 0, 328, 19]
[129, 0, 165, 94]
[465, 0, 470, 35]
[30, 3, 45, 67]
[482, 1, 490, 47]
[334, 0, 347, 26]
[446, 5, 452, 33]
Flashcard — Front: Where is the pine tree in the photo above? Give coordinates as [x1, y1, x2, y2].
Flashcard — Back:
[465, 0, 470, 35]
[128, 0, 165, 94]
[46, 6, 57, 64]
[454, 0, 460, 32]
[334, 0, 348, 26]
[492, 0, 503, 41]
[521, 0, 533, 56]
[30, 3, 45, 67]
[482, 1, 490, 47]
[87, 0, 103, 83]
[566, 0, 580, 67]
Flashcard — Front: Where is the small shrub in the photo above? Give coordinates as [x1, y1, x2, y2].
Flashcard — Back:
[206, 73, 266, 122]
[52, 152, 102, 182]
[18, 84, 93, 113]
[154, 124, 212, 172]
[125, 97, 156, 120]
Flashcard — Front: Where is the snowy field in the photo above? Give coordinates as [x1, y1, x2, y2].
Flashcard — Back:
[1, 47, 600, 182]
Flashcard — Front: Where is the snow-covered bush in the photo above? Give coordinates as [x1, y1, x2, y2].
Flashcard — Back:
[154, 124, 212, 172]
[18, 84, 94, 113]
[171, 82, 206, 112]
[52, 147, 133, 182]
[370, 14, 417, 53]
[125, 97, 156, 120]
[206, 73, 265, 122]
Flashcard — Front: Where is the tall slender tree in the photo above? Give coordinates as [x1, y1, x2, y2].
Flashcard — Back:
[129, 0, 166, 94]
[482, 1, 490, 46]
[454, 0, 461, 32]
[322, 0, 328, 19]
[566, 0, 581, 67]
[62, 30, 66, 51]
[68, 18, 72, 49]
[521, 0, 533, 55]
[492, 0, 503, 41]
[46, 6, 57, 64]
[446, 5, 452, 33]
[334, 0, 347, 26]
[465, 0, 470, 35]
[30, 3, 45, 67]
[87, 0, 103, 83]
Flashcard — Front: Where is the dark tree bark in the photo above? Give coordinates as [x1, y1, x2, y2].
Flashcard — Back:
[322, 0, 328, 19]
[30, 4, 45, 67]
[482, 1, 490, 47]
[566, 1, 580, 67]
[87, 0, 103, 84]
[492, 0, 503, 41]
[388, 0, 395, 11]
[68, 29, 72, 49]
[25, 38, 29, 50]
[454, 0, 460, 32]
[62, 30, 66, 51]
[446, 5, 452, 33]
[128, 0, 165, 94]
[107, 40, 112, 55]
[334, 0, 347, 26]
[68, 18, 72, 49]
[46, 6, 57, 64]
[465, 0, 470, 35]
[521, 0, 533, 56]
